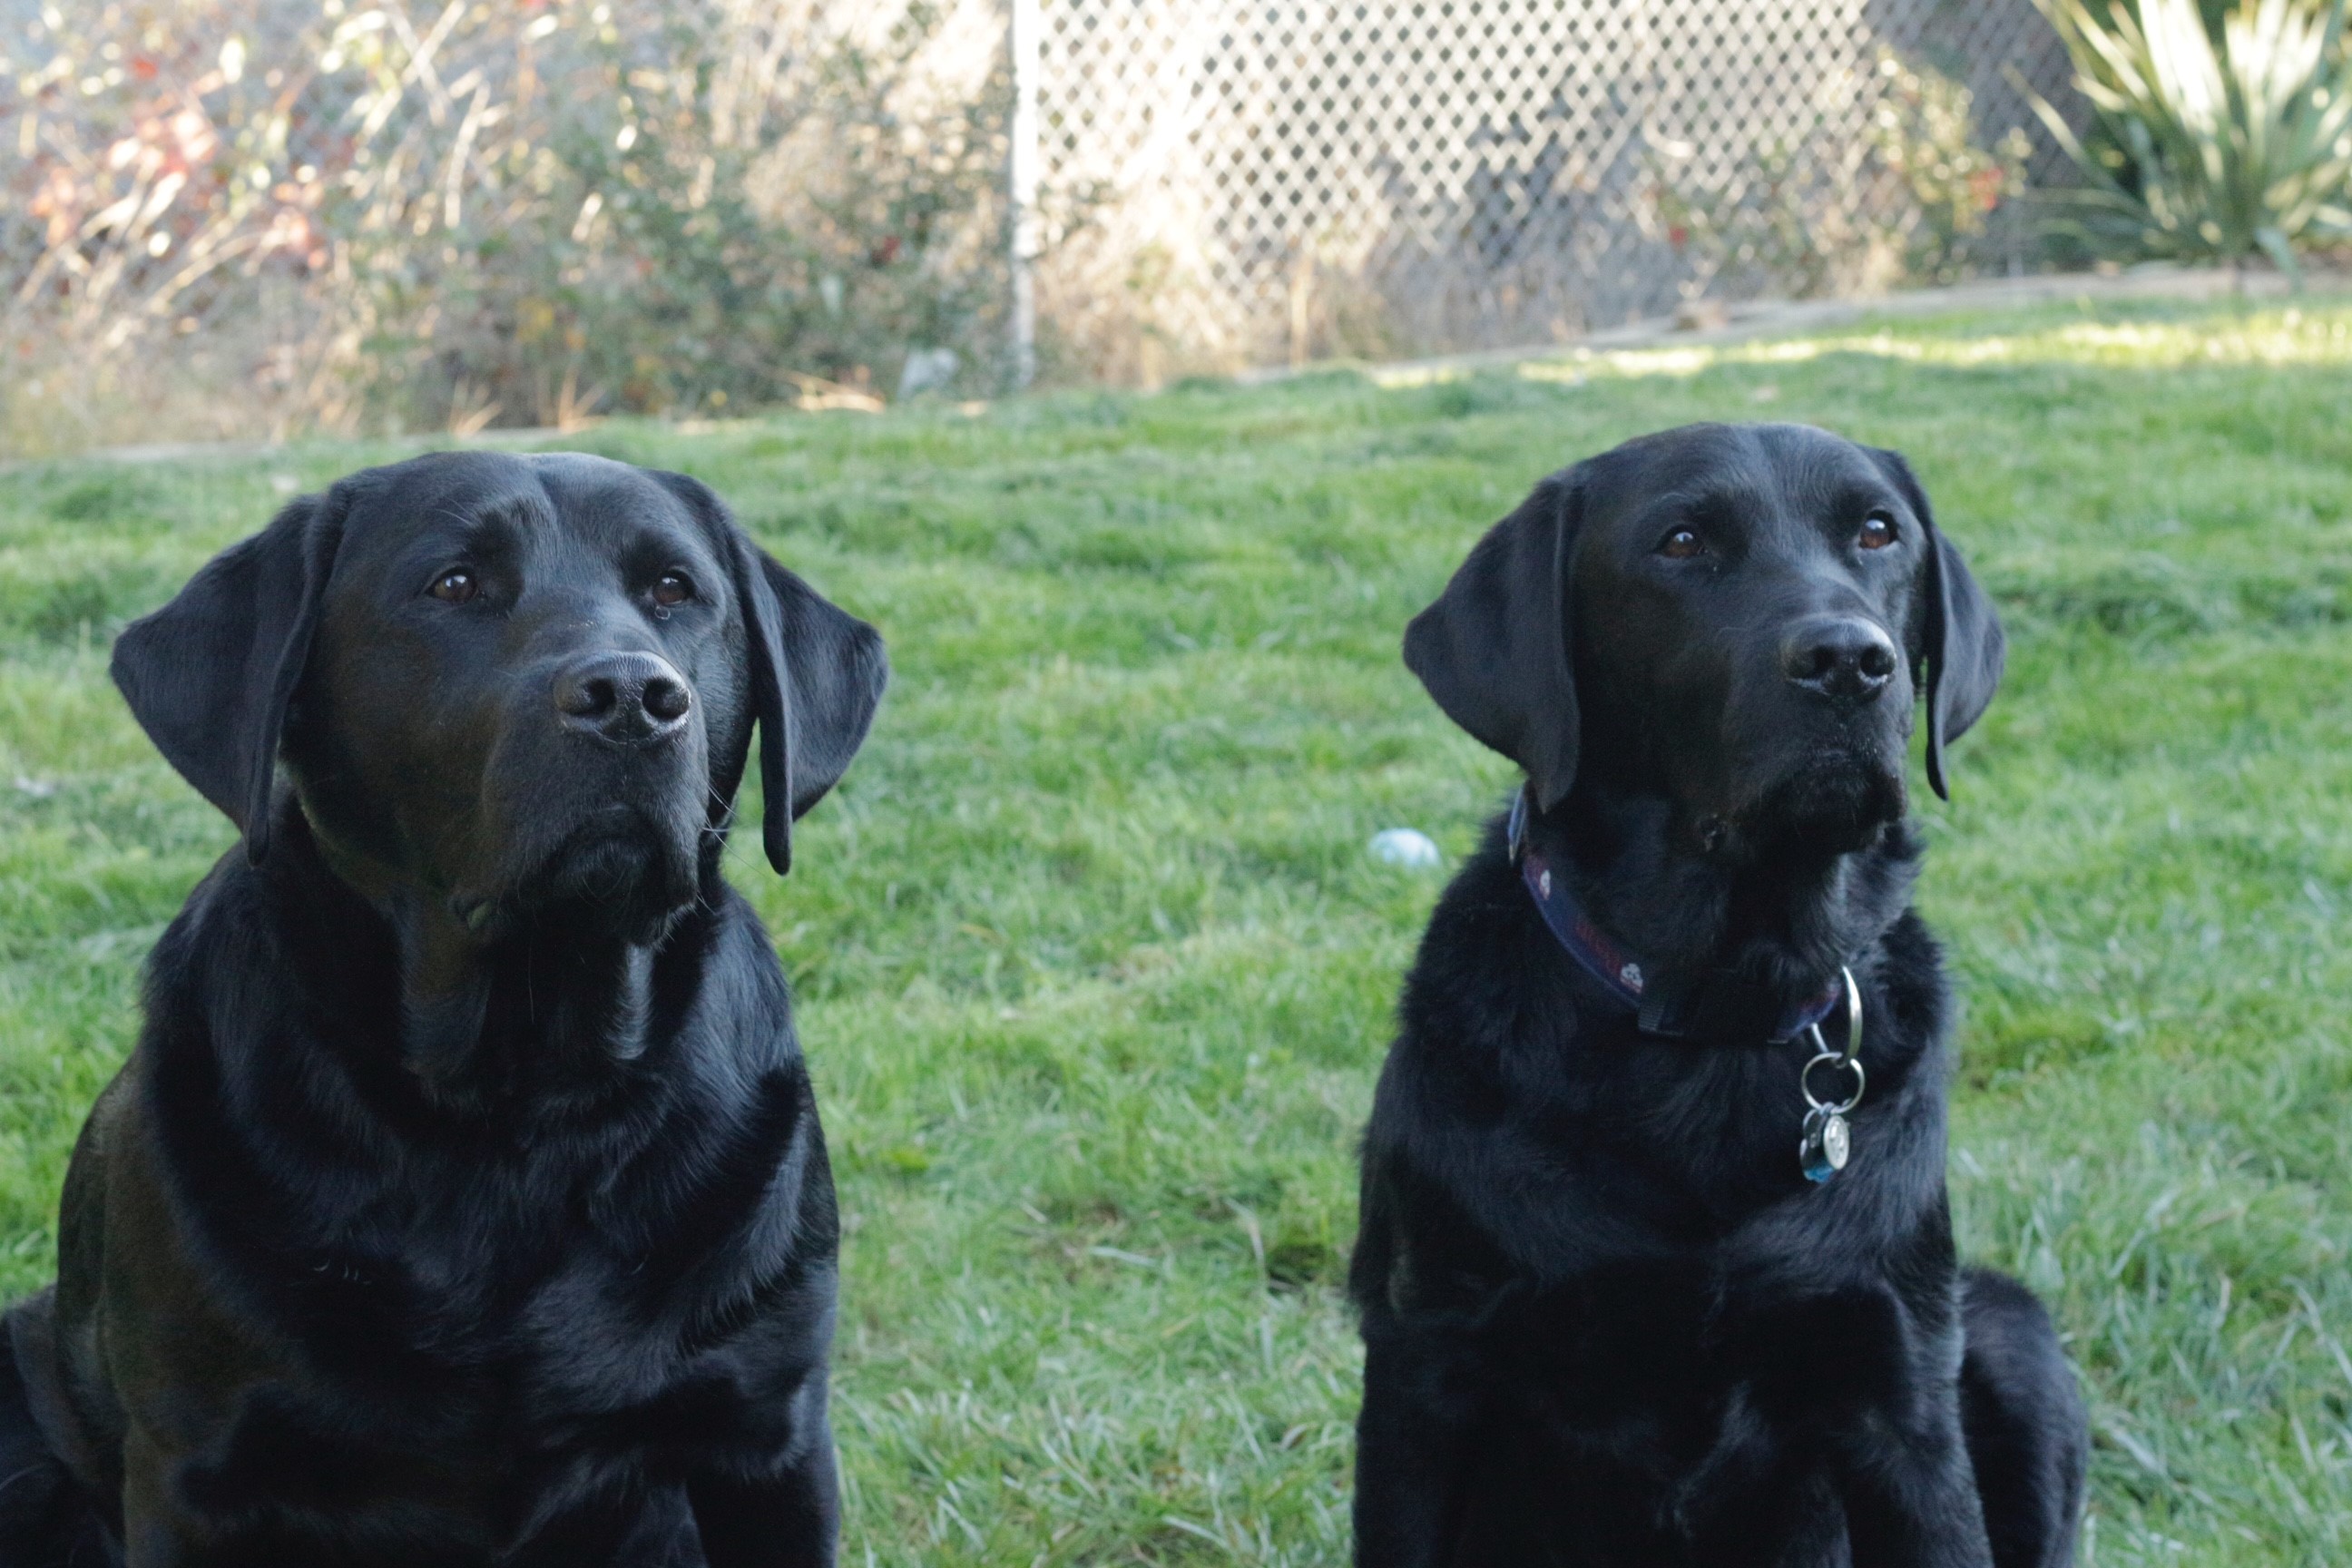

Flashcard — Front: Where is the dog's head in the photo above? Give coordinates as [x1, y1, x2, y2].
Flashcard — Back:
[112, 451, 886, 942]
[1406, 423, 2001, 856]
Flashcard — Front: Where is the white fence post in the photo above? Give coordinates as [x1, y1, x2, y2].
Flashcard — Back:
[1007, 0, 1041, 389]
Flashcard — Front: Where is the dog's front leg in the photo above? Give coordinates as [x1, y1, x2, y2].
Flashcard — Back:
[1837, 1402, 1996, 1568]
[121, 1422, 211, 1568]
[1351, 1328, 1482, 1568]
[688, 1427, 841, 1568]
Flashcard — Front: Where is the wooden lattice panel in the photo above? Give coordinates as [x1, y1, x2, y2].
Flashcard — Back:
[1033, 0, 2079, 373]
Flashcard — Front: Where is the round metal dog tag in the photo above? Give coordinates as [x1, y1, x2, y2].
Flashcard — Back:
[1799, 1107, 1849, 1184]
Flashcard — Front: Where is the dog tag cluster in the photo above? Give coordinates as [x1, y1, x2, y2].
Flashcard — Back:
[1799, 1105, 1850, 1183]
[1798, 968, 1866, 1186]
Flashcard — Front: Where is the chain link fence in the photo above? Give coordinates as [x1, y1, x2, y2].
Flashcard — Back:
[5, 0, 2093, 448]
[1019, 0, 2084, 380]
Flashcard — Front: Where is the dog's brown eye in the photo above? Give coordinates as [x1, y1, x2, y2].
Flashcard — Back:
[652, 573, 694, 609]
[1659, 527, 1704, 559]
[1858, 514, 1897, 551]
[429, 569, 478, 603]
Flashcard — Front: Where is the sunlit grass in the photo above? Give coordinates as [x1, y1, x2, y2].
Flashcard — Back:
[4, 292, 2351, 1562]
[1499, 294, 2352, 381]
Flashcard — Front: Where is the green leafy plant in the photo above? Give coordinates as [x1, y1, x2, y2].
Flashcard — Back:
[1650, 51, 2031, 302]
[2024, 0, 2352, 269]
[338, 4, 1012, 431]
[1, 0, 1009, 454]
[1870, 55, 2037, 287]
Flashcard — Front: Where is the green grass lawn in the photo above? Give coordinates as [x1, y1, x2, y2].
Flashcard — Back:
[5, 295, 2352, 1563]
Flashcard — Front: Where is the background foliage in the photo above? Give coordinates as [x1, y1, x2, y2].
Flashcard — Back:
[4, 294, 2351, 1562]
[13, 0, 2352, 451]
[1651, 50, 2036, 304]
[2, 0, 1009, 455]
[2028, 0, 2352, 269]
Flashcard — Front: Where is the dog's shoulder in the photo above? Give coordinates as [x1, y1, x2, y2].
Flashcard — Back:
[1874, 901, 1954, 1054]
[672, 876, 803, 1064]
[1355, 824, 1624, 1295]
[1370, 847, 1564, 1178]
[1389, 817, 1579, 1073]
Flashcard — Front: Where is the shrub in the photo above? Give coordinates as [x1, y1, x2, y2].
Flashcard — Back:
[329, 1, 1011, 430]
[2024, 0, 2352, 269]
[0, 0, 1009, 454]
[1650, 51, 2033, 302]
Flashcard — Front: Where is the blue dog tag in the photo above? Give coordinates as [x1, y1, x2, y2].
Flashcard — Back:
[1799, 1106, 1849, 1184]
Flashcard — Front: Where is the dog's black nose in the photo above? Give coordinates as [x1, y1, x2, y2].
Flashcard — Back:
[554, 652, 693, 743]
[1781, 616, 1897, 701]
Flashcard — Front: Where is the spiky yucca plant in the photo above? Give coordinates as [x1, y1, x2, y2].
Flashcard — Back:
[2026, 0, 2352, 268]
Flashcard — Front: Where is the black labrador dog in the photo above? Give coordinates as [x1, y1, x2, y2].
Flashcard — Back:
[0, 451, 885, 1566]
[1350, 425, 2087, 1565]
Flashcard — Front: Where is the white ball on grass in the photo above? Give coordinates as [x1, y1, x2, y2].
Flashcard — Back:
[1367, 828, 1443, 868]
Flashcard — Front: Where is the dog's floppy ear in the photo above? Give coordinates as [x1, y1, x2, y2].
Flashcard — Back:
[734, 541, 890, 875]
[1871, 448, 2004, 800]
[1404, 470, 1583, 809]
[654, 472, 887, 876]
[110, 488, 348, 865]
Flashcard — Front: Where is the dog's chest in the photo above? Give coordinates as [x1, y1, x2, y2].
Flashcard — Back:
[1464, 1251, 1929, 1528]
[253, 1111, 808, 1434]
[181, 1156, 805, 1549]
